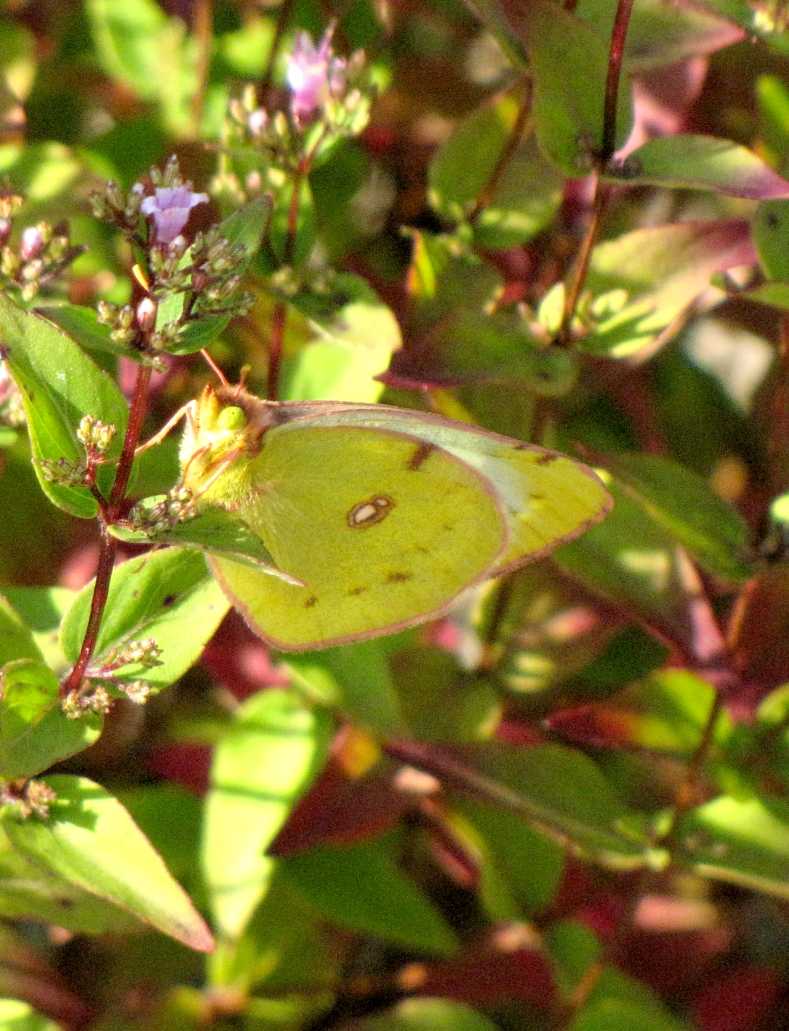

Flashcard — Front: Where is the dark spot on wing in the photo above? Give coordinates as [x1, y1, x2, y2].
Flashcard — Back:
[386, 570, 413, 583]
[407, 441, 436, 471]
[348, 585, 366, 596]
[767, 210, 780, 228]
[304, 595, 318, 608]
[536, 452, 558, 466]
[162, 594, 176, 607]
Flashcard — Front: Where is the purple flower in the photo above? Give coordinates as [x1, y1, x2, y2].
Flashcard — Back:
[140, 186, 209, 245]
[286, 28, 346, 124]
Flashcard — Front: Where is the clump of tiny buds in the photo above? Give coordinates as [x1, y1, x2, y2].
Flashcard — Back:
[62, 637, 162, 717]
[0, 779, 57, 820]
[127, 485, 197, 534]
[39, 414, 117, 488]
[0, 182, 83, 303]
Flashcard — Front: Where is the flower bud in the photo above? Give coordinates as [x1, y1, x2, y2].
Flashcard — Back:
[136, 295, 158, 333]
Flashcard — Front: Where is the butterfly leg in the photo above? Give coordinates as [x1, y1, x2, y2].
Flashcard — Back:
[135, 400, 198, 456]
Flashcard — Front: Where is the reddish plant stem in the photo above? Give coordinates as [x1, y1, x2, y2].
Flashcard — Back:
[468, 80, 531, 225]
[559, 175, 607, 341]
[559, 0, 633, 341]
[109, 363, 152, 512]
[267, 299, 288, 401]
[267, 159, 308, 399]
[601, 0, 634, 162]
[60, 362, 152, 697]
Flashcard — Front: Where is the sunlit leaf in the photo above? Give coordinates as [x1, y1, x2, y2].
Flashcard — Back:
[2, 775, 214, 950]
[282, 836, 459, 956]
[676, 794, 789, 899]
[0, 658, 101, 778]
[0, 291, 128, 518]
[60, 548, 229, 692]
[606, 135, 789, 198]
[201, 688, 332, 938]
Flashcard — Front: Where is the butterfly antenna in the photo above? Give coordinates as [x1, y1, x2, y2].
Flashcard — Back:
[200, 348, 230, 387]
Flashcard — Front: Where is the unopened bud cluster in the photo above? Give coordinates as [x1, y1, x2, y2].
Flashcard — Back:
[62, 685, 112, 719]
[128, 485, 197, 534]
[0, 203, 82, 302]
[0, 779, 57, 820]
[77, 414, 116, 458]
[92, 637, 163, 677]
[38, 455, 86, 487]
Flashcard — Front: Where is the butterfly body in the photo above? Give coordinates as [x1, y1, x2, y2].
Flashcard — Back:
[179, 385, 612, 651]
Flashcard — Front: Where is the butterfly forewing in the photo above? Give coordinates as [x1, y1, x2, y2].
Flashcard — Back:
[266, 403, 612, 574]
[211, 424, 507, 651]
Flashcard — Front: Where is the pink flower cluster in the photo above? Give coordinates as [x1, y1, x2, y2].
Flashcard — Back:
[286, 28, 347, 124]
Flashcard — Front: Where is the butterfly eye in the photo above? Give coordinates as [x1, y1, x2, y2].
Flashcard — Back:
[217, 405, 246, 431]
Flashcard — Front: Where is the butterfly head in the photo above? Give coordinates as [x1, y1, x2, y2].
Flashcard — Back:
[179, 385, 273, 501]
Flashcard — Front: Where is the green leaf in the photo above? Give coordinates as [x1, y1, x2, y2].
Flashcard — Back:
[428, 93, 562, 248]
[0, 658, 101, 778]
[0, 291, 129, 518]
[582, 220, 752, 358]
[607, 452, 752, 581]
[573, 967, 691, 1031]
[281, 836, 458, 956]
[35, 304, 130, 358]
[0, 998, 59, 1030]
[1, 586, 75, 674]
[676, 793, 789, 899]
[350, 998, 500, 1031]
[280, 272, 402, 403]
[162, 197, 271, 355]
[0, 595, 41, 666]
[468, 743, 656, 866]
[752, 200, 789, 281]
[463, 1, 529, 69]
[201, 688, 332, 939]
[0, 824, 139, 934]
[60, 548, 229, 692]
[577, 0, 744, 72]
[2, 774, 214, 950]
[554, 480, 702, 649]
[87, 0, 197, 135]
[285, 639, 407, 737]
[109, 503, 292, 578]
[606, 135, 789, 198]
[518, 0, 633, 175]
[547, 919, 601, 995]
[207, 868, 337, 998]
[455, 799, 565, 915]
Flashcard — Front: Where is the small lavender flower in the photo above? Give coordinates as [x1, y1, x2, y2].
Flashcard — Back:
[286, 28, 347, 124]
[140, 186, 209, 246]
